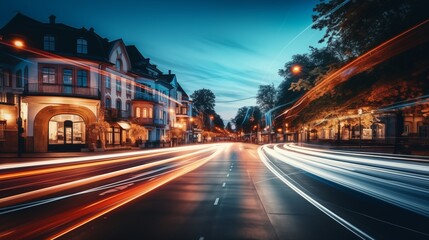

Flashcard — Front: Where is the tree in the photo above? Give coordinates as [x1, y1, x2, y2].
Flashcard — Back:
[232, 106, 262, 133]
[190, 88, 215, 113]
[312, 0, 427, 56]
[256, 84, 276, 113]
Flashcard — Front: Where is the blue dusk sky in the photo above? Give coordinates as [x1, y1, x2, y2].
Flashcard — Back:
[0, 0, 325, 121]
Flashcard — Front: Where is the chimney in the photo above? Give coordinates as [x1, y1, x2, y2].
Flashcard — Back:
[168, 70, 171, 75]
[49, 15, 56, 24]
[89, 27, 94, 32]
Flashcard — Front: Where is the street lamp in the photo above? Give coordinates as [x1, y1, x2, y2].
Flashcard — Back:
[358, 108, 363, 149]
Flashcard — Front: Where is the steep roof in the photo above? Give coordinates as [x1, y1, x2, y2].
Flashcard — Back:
[0, 13, 110, 63]
[126, 45, 163, 78]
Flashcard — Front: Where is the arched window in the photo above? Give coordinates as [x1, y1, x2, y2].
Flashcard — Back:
[143, 108, 148, 118]
[126, 102, 131, 117]
[149, 108, 153, 118]
[116, 59, 122, 72]
[116, 99, 122, 110]
[136, 107, 141, 118]
[105, 97, 111, 108]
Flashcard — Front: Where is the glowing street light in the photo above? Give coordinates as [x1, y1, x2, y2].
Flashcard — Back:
[291, 65, 301, 74]
[13, 39, 25, 48]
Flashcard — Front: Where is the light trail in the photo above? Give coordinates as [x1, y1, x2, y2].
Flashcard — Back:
[258, 146, 373, 240]
[0, 144, 213, 170]
[0, 145, 221, 207]
[0, 40, 182, 105]
[282, 19, 429, 121]
[0, 143, 232, 240]
[260, 144, 429, 217]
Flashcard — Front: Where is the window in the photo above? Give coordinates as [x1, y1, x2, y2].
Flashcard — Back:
[126, 82, 131, 96]
[159, 110, 163, 120]
[77, 38, 88, 54]
[24, 66, 28, 87]
[0, 120, 6, 141]
[105, 75, 111, 89]
[136, 107, 141, 118]
[16, 70, 22, 88]
[105, 97, 111, 108]
[77, 70, 88, 87]
[48, 114, 86, 144]
[143, 108, 147, 118]
[116, 59, 122, 71]
[63, 69, 73, 85]
[149, 108, 153, 118]
[116, 99, 122, 110]
[44, 35, 55, 51]
[126, 102, 131, 116]
[42, 67, 56, 84]
[116, 78, 121, 92]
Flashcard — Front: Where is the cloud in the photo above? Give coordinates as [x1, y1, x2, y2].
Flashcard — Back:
[202, 37, 261, 55]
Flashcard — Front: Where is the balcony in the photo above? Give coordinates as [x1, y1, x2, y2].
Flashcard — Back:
[104, 108, 130, 121]
[134, 92, 154, 101]
[25, 83, 99, 99]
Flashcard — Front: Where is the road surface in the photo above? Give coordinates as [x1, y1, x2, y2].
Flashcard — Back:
[1, 143, 428, 239]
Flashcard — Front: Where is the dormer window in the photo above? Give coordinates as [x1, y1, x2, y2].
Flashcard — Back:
[77, 38, 88, 54]
[116, 59, 122, 72]
[44, 35, 55, 51]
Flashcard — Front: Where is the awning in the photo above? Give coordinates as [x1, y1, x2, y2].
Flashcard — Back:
[117, 121, 131, 130]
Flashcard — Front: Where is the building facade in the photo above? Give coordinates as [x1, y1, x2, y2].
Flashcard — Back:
[0, 13, 192, 153]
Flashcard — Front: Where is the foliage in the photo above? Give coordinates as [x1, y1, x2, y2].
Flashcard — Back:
[232, 106, 262, 133]
[190, 88, 216, 113]
[128, 123, 147, 143]
[256, 84, 276, 113]
[312, 0, 427, 56]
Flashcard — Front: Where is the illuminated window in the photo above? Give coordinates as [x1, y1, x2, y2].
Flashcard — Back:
[136, 107, 141, 117]
[77, 70, 88, 87]
[116, 78, 121, 92]
[105, 75, 111, 89]
[143, 108, 147, 118]
[16, 70, 22, 88]
[48, 114, 85, 144]
[77, 38, 88, 54]
[44, 35, 55, 51]
[42, 67, 56, 84]
[149, 108, 153, 118]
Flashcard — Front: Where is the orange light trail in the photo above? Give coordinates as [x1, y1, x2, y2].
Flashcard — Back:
[0, 40, 182, 105]
[0, 143, 230, 240]
[282, 19, 429, 121]
[0, 145, 223, 208]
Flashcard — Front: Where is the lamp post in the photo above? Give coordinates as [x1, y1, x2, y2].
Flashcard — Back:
[13, 39, 25, 157]
[358, 108, 363, 149]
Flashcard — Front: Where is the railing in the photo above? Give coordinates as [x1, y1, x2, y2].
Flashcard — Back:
[134, 92, 154, 101]
[25, 83, 99, 99]
[153, 119, 166, 127]
[104, 108, 130, 121]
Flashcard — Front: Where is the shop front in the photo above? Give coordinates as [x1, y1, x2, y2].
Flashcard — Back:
[48, 114, 86, 151]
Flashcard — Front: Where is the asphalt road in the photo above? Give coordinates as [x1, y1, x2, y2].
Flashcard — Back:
[1, 142, 428, 239]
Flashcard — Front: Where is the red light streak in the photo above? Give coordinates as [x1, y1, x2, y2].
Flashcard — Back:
[282, 19, 429, 121]
[0, 40, 182, 105]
